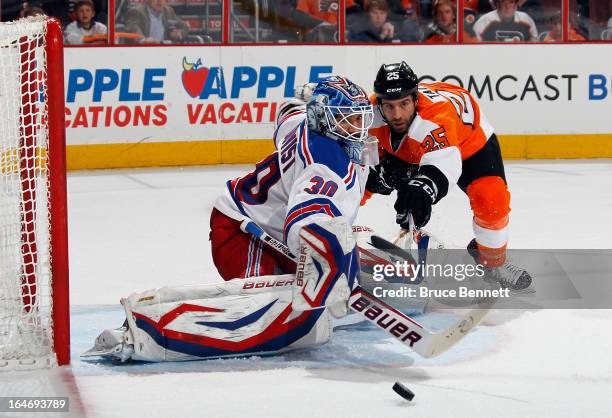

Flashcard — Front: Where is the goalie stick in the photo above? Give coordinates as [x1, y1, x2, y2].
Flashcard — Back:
[239, 219, 496, 358]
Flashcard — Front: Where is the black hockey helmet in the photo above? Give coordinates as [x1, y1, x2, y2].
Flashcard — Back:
[373, 62, 419, 102]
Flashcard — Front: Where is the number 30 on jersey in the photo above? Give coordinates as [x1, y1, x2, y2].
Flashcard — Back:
[304, 176, 338, 197]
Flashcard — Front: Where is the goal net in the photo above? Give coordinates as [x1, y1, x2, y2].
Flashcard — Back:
[0, 16, 69, 370]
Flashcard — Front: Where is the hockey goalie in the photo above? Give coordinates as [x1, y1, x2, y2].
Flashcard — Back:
[84, 76, 384, 362]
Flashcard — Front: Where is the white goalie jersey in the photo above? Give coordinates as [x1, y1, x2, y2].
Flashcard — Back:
[214, 103, 370, 254]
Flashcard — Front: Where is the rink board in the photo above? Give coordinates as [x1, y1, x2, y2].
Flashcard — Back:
[63, 44, 612, 169]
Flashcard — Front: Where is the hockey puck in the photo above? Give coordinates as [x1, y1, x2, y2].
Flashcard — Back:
[392, 382, 415, 401]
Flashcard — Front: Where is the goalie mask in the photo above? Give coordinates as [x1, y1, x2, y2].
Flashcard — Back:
[306, 76, 375, 165]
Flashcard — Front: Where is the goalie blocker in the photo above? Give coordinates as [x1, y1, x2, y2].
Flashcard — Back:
[84, 218, 358, 362]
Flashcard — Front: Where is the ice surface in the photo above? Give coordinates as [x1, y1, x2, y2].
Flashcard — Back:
[10, 161, 612, 418]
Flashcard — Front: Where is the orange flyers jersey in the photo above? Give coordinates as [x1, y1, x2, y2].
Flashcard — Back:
[369, 82, 495, 180]
[296, 0, 355, 25]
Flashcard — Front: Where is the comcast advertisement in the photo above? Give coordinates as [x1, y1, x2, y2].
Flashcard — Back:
[63, 44, 612, 146]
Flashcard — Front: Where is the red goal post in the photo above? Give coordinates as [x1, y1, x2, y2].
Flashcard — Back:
[0, 16, 69, 369]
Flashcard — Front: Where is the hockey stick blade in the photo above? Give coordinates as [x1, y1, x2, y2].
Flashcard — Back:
[369, 234, 419, 265]
[349, 287, 497, 358]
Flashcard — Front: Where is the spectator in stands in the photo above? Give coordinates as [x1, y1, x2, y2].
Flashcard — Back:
[291, 0, 360, 41]
[423, 0, 456, 43]
[349, 0, 399, 42]
[295, 0, 359, 25]
[125, 0, 190, 44]
[20, 3, 45, 17]
[13, 2, 44, 19]
[463, 7, 480, 42]
[605, 17, 612, 40]
[393, 3, 423, 41]
[381, 0, 415, 17]
[518, 0, 543, 27]
[359, 0, 423, 41]
[542, 12, 586, 42]
[460, 0, 496, 15]
[64, 0, 107, 44]
[472, 0, 538, 41]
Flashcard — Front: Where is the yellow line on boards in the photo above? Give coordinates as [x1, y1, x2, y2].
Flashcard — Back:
[499, 134, 612, 159]
[66, 139, 276, 170]
[65, 135, 612, 170]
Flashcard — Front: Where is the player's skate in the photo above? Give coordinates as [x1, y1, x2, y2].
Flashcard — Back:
[484, 262, 532, 291]
[82, 324, 134, 362]
[467, 239, 532, 291]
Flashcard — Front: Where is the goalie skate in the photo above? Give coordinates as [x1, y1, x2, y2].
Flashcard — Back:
[82, 325, 134, 362]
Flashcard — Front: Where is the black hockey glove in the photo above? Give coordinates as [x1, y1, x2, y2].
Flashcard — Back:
[379, 154, 415, 190]
[365, 165, 393, 195]
[394, 175, 437, 229]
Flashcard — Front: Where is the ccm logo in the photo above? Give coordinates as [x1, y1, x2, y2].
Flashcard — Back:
[350, 296, 422, 346]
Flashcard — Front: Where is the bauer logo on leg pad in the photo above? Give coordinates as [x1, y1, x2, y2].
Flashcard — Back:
[242, 278, 295, 289]
[295, 246, 308, 287]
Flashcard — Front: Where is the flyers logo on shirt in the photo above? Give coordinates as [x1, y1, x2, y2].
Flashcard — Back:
[495, 31, 526, 42]
[319, 0, 339, 12]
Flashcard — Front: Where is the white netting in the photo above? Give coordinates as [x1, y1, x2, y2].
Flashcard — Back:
[0, 16, 55, 369]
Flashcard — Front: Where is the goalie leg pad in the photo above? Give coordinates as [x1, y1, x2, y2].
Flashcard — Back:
[86, 276, 332, 362]
[293, 217, 358, 313]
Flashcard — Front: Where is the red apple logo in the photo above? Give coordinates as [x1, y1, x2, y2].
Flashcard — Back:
[181, 57, 209, 98]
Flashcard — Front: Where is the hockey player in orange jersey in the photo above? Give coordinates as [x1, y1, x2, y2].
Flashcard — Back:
[365, 61, 531, 290]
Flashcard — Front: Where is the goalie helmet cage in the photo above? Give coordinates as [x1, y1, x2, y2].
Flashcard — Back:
[0, 17, 69, 369]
